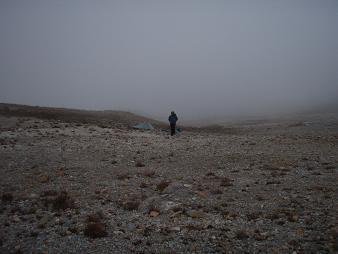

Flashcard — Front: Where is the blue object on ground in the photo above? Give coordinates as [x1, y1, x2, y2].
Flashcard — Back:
[133, 122, 154, 130]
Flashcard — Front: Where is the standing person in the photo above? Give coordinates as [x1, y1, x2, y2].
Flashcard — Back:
[168, 111, 178, 136]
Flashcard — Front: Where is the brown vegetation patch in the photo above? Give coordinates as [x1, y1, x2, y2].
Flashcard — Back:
[1, 193, 14, 202]
[43, 191, 75, 211]
[87, 211, 105, 223]
[139, 182, 148, 188]
[246, 211, 263, 221]
[40, 190, 58, 197]
[266, 180, 281, 185]
[220, 177, 233, 187]
[117, 173, 131, 180]
[142, 169, 156, 177]
[235, 230, 249, 239]
[120, 200, 140, 211]
[156, 180, 171, 192]
[210, 189, 223, 195]
[84, 222, 107, 238]
[135, 161, 145, 167]
[266, 208, 299, 222]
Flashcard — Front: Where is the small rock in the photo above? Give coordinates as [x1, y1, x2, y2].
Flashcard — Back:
[29, 193, 39, 199]
[163, 201, 182, 211]
[12, 215, 21, 223]
[117, 173, 130, 180]
[142, 169, 156, 177]
[170, 210, 183, 218]
[149, 210, 160, 217]
[169, 226, 181, 232]
[187, 210, 205, 219]
[38, 215, 49, 228]
[254, 231, 268, 241]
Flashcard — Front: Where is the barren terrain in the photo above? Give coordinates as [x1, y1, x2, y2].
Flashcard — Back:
[0, 105, 337, 254]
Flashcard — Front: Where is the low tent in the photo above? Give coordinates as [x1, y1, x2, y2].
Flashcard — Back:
[133, 122, 154, 130]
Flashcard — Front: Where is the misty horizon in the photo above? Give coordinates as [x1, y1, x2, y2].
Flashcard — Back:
[1, 0, 337, 122]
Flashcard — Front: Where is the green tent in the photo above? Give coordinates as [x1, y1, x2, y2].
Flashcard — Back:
[133, 122, 154, 130]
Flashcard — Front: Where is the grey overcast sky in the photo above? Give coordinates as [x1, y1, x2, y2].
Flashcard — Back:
[0, 0, 337, 121]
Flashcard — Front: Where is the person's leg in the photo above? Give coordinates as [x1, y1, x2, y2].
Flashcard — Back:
[170, 124, 175, 136]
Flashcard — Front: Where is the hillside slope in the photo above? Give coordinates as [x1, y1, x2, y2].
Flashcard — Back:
[0, 103, 166, 128]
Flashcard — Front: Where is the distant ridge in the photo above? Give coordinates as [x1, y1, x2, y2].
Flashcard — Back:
[0, 103, 165, 128]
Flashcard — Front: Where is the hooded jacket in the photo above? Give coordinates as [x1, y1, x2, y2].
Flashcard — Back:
[168, 113, 178, 125]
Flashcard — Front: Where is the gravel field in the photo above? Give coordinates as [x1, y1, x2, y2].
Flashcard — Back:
[0, 114, 337, 254]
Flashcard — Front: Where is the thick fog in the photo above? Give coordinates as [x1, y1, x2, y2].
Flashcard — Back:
[1, 0, 337, 122]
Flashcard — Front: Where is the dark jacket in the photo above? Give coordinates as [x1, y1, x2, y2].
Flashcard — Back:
[168, 114, 178, 125]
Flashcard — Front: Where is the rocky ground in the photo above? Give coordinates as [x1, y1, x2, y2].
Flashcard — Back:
[0, 114, 337, 254]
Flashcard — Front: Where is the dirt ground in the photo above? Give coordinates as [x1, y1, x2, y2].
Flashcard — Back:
[0, 112, 337, 254]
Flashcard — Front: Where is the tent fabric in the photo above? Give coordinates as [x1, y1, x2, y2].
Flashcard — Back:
[133, 122, 154, 130]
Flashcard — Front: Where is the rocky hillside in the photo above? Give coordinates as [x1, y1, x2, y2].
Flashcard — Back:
[0, 103, 166, 129]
